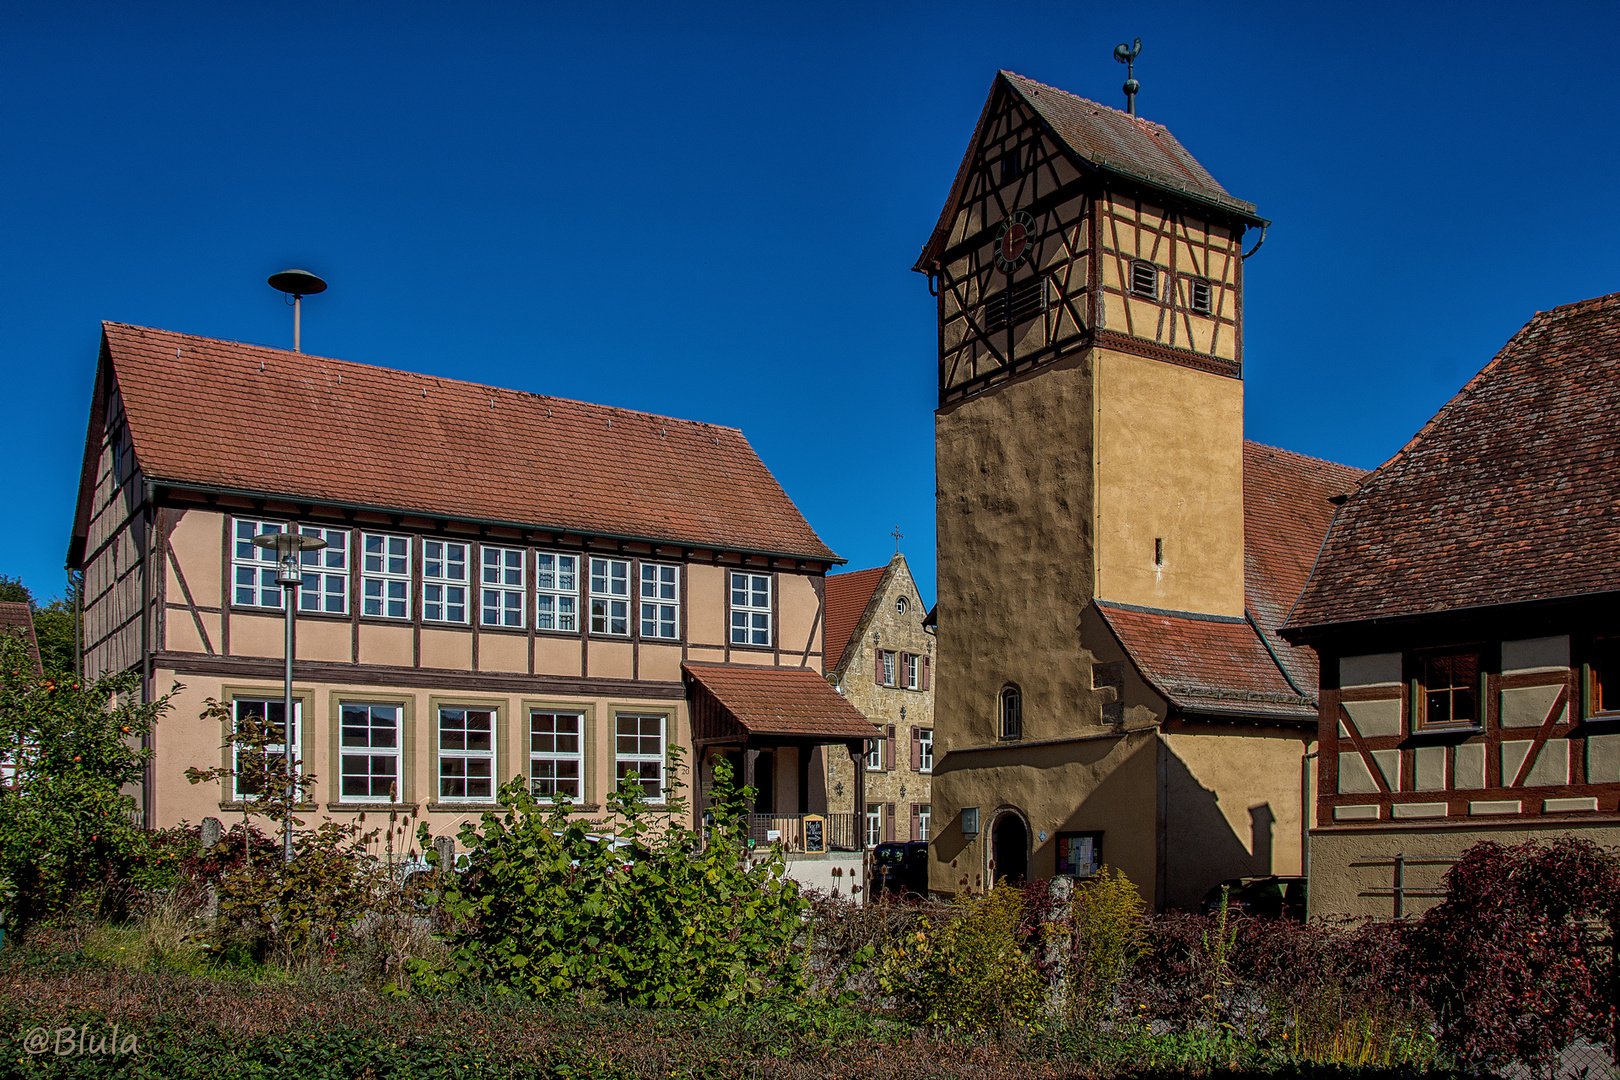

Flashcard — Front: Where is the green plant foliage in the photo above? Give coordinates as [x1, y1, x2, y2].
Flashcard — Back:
[0, 635, 171, 934]
[878, 882, 1046, 1032]
[1061, 865, 1146, 1020]
[420, 754, 808, 1008]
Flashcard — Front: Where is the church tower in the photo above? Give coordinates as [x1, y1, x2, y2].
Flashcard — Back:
[920, 71, 1272, 896]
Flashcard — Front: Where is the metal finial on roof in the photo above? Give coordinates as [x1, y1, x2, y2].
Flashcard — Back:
[1113, 38, 1142, 116]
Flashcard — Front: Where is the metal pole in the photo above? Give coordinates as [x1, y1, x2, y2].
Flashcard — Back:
[293, 295, 302, 354]
[282, 557, 296, 864]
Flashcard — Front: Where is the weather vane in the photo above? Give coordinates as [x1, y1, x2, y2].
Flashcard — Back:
[890, 526, 904, 554]
[1113, 38, 1142, 116]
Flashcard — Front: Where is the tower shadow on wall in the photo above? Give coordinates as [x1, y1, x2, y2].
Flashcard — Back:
[1162, 745, 1276, 911]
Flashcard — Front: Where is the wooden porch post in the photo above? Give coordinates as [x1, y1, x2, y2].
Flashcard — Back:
[848, 740, 866, 846]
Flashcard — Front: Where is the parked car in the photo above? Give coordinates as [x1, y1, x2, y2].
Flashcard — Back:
[871, 840, 930, 898]
[1199, 876, 1306, 920]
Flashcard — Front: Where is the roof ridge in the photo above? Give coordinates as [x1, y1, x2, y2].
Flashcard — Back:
[998, 70, 1169, 132]
[101, 322, 749, 436]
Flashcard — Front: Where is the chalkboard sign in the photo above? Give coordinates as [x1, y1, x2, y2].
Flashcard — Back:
[803, 814, 826, 854]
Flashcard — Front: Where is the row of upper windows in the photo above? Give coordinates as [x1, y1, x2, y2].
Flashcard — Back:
[232, 697, 667, 806]
[1401, 638, 1618, 733]
[231, 518, 774, 646]
[1128, 260, 1215, 314]
[875, 649, 929, 690]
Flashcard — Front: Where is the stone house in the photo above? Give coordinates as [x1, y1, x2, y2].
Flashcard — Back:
[822, 554, 935, 846]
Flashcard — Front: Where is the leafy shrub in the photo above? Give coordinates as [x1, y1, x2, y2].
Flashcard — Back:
[1406, 836, 1620, 1074]
[804, 889, 945, 1000]
[423, 756, 808, 1008]
[1059, 866, 1147, 1020]
[879, 882, 1046, 1032]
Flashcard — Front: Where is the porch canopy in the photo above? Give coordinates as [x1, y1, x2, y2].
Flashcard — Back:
[682, 661, 879, 821]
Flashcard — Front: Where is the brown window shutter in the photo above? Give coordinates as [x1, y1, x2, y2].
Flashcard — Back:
[910, 727, 922, 771]
[899, 652, 910, 687]
[884, 725, 896, 770]
[884, 802, 896, 842]
[910, 803, 920, 841]
[874, 650, 884, 686]
[921, 655, 930, 690]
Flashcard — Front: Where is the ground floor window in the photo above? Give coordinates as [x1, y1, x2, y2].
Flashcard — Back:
[340, 703, 400, 802]
[915, 804, 931, 841]
[232, 698, 300, 800]
[866, 803, 883, 848]
[531, 711, 583, 802]
[439, 707, 495, 801]
[615, 714, 664, 802]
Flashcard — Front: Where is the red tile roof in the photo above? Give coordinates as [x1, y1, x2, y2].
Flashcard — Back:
[1287, 292, 1620, 630]
[92, 323, 838, 563]
[1096, 601, 1315, 720]
[916, 71, 1262, 271]
[682, 662, 879, 741]
[0, 603, 41, 676]
[1096, 441, 1362, 720]
[822, 565, 888, 674]
[1243, 442, 1367, 693]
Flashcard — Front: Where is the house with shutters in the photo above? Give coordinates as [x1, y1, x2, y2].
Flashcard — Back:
[67, 322, 879, 846]
[821, 553, 935, 847]
[1281, 292, 1620, 919]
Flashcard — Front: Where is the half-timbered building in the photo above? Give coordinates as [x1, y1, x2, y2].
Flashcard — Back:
[68, 323, 877, 845]
[918, 70, 1364, 907]
[1282, 292, 1620, 919]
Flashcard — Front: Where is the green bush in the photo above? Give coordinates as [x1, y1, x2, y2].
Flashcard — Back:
[421, 755, 807, 1008]
[1059, 866, 1146, 1021]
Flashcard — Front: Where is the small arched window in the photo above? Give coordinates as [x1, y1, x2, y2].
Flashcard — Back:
[999, 685, 1022, 741]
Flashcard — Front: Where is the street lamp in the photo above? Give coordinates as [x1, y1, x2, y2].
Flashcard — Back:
[251, 530, 327, 863]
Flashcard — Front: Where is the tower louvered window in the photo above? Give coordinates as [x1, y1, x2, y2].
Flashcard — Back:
[982, 276, 1048, 333]
[1130, 261, 1159, 298]
[1188, 277, 1213, 314]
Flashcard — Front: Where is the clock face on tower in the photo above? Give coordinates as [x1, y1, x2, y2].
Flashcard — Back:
[996, 211, 1034, 273]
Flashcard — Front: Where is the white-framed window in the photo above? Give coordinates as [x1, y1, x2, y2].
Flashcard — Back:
[232, 518, 286, 608]
[438, 707, 495, 802]
[530, 711, 583, 802]
[231, 697, 300, 800]
[298, 526, 349, 614]
[535, 553, 579, 632]
[481, 545, 525, 628]
[866, 737, 883, 772]
[881, 650, 896, 687]
[730, 572, 771, 646]
[639, 564, 679, 639]
[339, 703, 400, 803]
[919, 728, 934, 772]
[917, 804, 932, 842]
[615, 714, 664, 802]
[590, 558, 630, 636]
[896, 596, 908, 616]
[1, 734, 38, 790]
[422, 540, 469, 623]
[362, 532, 411, 620]
[905, 653, 920, 690]
[866, 803, 883, 848]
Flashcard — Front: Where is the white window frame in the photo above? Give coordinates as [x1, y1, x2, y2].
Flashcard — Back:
[530, 710, 583, 803]
[730, 572, 771, 647]
[481, 545, 526, 629]
[881, 650, 896, 687]
[639, 563, 679, 640]
[905, 654, 920, 690]
[422, 539, 470, 624]
[919, 728, 934, 773]
[917, 804, 932, 842]
[615, 713, 665, 803]
[866, 803, 883, 848]
[535, 553, 579, 632]
[231, 697, 301, 801]
[232, 518, 287, 609]
[361, 532, 412, 620]
[438, 706, 496, 803]
[590, 557, 631, 637]
[297, 525, 350, 615]
[866, 737, 883, 772]
[338, 702, 401, 804]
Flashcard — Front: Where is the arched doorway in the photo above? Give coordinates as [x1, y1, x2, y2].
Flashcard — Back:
[991, 811, 1028, 884]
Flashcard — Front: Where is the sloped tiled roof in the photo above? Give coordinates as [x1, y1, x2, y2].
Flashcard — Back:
[1287, 293, 1620, 630]
[0, 603, 42, 675]
[682, 662, 879, 740]
[88, 323, 838, 562]
[822, 565, 888, 674]
[1243, 442, 1367, 692]
[1097, 601, 1316, 721]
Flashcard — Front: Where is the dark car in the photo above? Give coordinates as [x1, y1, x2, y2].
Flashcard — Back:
[1199, 876, 1307, 920]
[871, 840, 930, 898]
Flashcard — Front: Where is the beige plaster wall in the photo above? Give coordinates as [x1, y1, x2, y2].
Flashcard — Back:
[1092, 347, 1245, 617]
[686, 565, 727, 648]
[778, 574, 823, 665]
[166, 507, 221, 608]
[1310, 820, 1620, 920]
[149, 665, 691, 847]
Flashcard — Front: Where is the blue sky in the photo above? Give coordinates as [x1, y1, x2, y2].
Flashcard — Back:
[3, 1, 1618, 606]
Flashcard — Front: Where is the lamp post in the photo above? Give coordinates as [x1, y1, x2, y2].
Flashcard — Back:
[251, 530, 327, 863]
